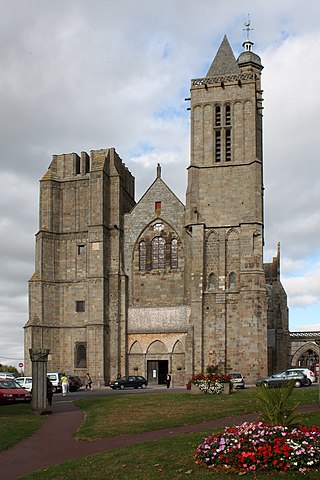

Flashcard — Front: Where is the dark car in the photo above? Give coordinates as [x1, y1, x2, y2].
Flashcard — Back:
[256, 370, 309, 388]
[0, 379, 32, 404]
[110, 375, 148, 390]
[68, 376, 82, 392]
[228, 372, 245, 389]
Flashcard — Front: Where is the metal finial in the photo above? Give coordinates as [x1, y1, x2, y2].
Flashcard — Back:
[157, 163, 161, 178]
[243, 14, 253, 40]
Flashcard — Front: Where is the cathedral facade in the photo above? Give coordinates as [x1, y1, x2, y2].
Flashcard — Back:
[24, 36, 289, 385]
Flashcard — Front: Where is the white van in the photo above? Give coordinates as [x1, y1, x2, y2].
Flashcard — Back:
[47, 372, 63, 393]
[16, 376, 33, 392]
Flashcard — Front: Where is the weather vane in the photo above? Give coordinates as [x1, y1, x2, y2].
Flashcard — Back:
[243, 14, 253, 40]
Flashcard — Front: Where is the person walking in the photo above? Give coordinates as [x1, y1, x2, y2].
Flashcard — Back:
[46, 377, 53, 406]
[166, 373, 171, 388]
[61, 373, 68, 396]
[85, 373, 93, 391]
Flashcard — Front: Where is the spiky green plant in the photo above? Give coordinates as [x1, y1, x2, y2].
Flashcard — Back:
[254, 380, 301, 426]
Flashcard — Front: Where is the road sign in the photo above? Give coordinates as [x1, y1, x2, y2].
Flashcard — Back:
[18, 362, 23, 368]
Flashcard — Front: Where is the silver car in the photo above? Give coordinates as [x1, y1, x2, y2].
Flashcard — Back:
[256, 370, 309, 388]
[228, 372, 245, 389]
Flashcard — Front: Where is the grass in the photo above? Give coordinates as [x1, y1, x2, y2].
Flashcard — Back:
[74, 390, 260, 440]
[3, 388, 320, 479]
[0, 403, 43, 451]
[74, 387, 318, 440]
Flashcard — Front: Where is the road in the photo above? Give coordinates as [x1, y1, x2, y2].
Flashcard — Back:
[52, 384, 186, 402]
[52, 382, 320, 403]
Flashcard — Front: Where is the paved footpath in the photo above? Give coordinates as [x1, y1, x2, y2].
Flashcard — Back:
[1, 400, 318, 480]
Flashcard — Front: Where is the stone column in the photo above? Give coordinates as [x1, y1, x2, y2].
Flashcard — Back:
[29, 348, 50, 414]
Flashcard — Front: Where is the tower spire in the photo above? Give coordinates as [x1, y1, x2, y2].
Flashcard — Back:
[206, 35, 240, 77]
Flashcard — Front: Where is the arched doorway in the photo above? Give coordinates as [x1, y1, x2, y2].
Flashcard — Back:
[146, 340, 168, 385]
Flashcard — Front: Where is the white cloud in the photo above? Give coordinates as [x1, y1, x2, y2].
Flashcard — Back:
[283, 263, 320, 307]
[291, 324, 320, 333]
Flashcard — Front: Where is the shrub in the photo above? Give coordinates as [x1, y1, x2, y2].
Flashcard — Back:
[254, 380, 300, 426]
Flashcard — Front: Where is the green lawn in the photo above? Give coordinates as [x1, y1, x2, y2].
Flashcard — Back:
[74, 389, 260, 439]
[0, 403, 43, 451]
[2, 388, 320, 479]
[74, 388, 318, 440]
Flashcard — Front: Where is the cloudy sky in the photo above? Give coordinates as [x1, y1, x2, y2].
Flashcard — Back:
[1, 0, 320, 368]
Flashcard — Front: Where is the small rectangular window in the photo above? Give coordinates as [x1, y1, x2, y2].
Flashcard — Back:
[76, 301, 85, 312]
[155, 201, 161, 212]
[78, 245, 85, 255]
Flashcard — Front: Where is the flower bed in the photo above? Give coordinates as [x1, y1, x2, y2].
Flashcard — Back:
[195, 421, 320, 473]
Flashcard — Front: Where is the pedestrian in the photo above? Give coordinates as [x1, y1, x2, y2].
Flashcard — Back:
[85, 373, 93, 391]
[46, 377, 53, 406]
[166, 373, 171, 388]
[61, 373, 68, 396]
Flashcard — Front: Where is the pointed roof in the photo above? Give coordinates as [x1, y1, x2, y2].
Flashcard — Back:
[206, 35, 240, 77]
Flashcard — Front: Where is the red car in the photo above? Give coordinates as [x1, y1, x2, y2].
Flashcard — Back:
[0, 378, 32, 404]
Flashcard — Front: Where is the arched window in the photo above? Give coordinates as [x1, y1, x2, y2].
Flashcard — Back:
[225, 105, 232, 161]
[151, 237, 166, 269]
[229, 272, 236, 289]
[208, 272, 215, 289]
[139, 241, 146, 271]
[215, 105, 222, 162]
[215, 105, 221, 126]
[225, 104, 231, 125]
[75, 343, 87, 368]
[170, 239, 178, 269]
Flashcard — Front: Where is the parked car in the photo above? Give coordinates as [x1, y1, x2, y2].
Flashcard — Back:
[0, 378, 32, 404]
[287, 368, 316, 386]
[74, 376, 83, 387]
[15, 376, 33, 392]
[256, 370, 309, 388]
[0, 372, 15, 380]
[110, 375, 148, 390]
[68, 376, 82, 392]
[47, 372, 63, 393]
[228, 372, 245, 389]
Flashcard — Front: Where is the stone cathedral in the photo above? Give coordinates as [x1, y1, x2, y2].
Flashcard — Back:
[24, 35, 289, 385]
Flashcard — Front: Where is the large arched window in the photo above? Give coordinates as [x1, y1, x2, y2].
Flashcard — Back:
[208, 272, 215, 290]
[75, 343, 87, 368]
[139, 241, 146, 271]
[170, 239, 178, 269]
[229, 272, 236, 289]
[151, 237, 166, 269]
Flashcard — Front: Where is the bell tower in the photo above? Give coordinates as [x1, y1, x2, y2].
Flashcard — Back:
[185, 35, 268, 381]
